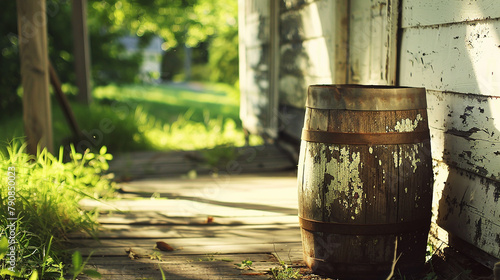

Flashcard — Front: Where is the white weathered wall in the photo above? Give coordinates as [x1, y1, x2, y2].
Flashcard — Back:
[399, 0, 500, 260]
[279, 0, 348, 109]
[277, 0, 348, 141]
[239, 0, 274, 136]
[348, 0, 399, 85]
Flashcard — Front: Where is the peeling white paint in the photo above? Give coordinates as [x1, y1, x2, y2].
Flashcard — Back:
[393, 143, 423, 173]
[325, 145, 365, 217]
[393, 150, 403, 168]
[315, 193, 322, 209]
[302, 143, 365, 218]
[394, 114, 423, 132]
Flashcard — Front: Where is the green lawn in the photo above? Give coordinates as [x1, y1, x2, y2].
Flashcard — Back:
[0, 82, 261, 154]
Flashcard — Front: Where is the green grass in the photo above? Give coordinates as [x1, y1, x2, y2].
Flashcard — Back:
[0, 141, 115, 279]
[0, 82, 262, 155]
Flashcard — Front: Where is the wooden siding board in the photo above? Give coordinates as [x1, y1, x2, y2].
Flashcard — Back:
[279, 72, 337, 108]
[426, 90, 500, 142]
[431, 129, 500, 182]
[348, 0, 398, 85]
[279, 37, 336, 107]
[239, 0, 278, 137]
[280, 0, 336, 42]
[400, 2, 500, 262]
[426, 90, 500, 180]
[399, 20, 500, 97]
[402, 0, 500, 28]
[432, 162, 500, 259]
[244, 19, 270, 48]
[278, 0, 348, 110]
[280, 0, 317, 11]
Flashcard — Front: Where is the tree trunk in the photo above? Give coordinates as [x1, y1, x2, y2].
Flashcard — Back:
[72, 0, 92, 105]
[17, 0, 53, 154]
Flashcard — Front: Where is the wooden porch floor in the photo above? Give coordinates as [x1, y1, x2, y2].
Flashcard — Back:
[68, 144, 494, 279]
[69, 145, 310, 279]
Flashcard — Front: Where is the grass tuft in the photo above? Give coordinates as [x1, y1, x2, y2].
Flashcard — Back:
[0, 140, 115, 279]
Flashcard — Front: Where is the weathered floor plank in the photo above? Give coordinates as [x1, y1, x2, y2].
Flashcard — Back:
[72, 155, 306, 279]
[71, 147, 494, 279]
[108, 145, 296, 181]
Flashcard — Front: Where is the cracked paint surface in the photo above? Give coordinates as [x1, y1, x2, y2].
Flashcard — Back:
[303, 143, 364, 218]
[393, 114, 423, 132]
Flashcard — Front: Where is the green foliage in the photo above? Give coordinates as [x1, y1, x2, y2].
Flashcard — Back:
[91, 83, 261, 151]
[237, 260, 253, 270]
[158, 264, 166, 280]
[208, 27, 239, 85]
[205, 0, 239, 85]
[0, 0, 239, 119]
[88, 31, 143, 86]
[0, 1, 21, 117]
[67, 102, 155, 154]
[270, 261, 302, 280]
[0, 141, 114, 279]
[0, 83, 260, 155]
[69, 251, 101, 280]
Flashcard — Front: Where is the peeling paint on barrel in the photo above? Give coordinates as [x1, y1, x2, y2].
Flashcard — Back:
[304, 143, 365, 217]
[327, 145, 364, 217]
[393, 143, 424, 173]
[394, 114, 423, 132]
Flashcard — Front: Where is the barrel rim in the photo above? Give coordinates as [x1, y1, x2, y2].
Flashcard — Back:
[307, 84, 427, 111]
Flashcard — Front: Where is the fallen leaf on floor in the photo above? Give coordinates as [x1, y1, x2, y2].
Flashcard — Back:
[126, 248, 139, 260]
[156, 241, 174, 251]
[241, 272, 267, 276]
[206, 216, 214, 224]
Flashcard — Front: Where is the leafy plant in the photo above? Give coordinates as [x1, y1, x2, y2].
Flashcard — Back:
[270, 249, 302, 280]
[237, 260, 253, 270]
[270, 261, 302, 280]
[0, 140, 115, 279]
[69, 251, 101, 280]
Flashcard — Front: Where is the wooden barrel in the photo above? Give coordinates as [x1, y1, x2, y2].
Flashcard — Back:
[298, 85, 433, 279]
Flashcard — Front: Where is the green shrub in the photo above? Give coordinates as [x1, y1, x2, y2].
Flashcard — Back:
[0, 141, 115, 279]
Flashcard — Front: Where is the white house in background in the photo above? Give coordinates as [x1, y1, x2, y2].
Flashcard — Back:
[239, 0, 500, 269]
[120, 36, 163, 82]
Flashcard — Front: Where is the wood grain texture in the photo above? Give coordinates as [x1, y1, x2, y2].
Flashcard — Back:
[239, 0, 276, 136]
[431, 129, 500, 181]
[72, 0, 92, 105]
[107, 145, 295, 180]
[17, 0, 53, 154]
[71, 170, 304, 279]
[402, 0, 500, 28]
[399, 1, 500, 263]
[278, 0, 348, 108]
[432, 162, 500, 260]
[426, 90, 500, 181]
[298, 101, 433, 277]
[75, 255, 283, 280]
[348, 0, 399, 85]
[399, 20, 500, 96]
[426, 90, 500, 143]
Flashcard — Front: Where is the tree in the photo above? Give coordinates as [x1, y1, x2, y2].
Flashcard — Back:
[90, 0, 239, 83]
[0, 0, 239, 118]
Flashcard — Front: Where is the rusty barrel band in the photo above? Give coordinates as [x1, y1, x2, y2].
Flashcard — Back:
[299, 216, 431, 235]
[306, 85, 427, 111]
[302, 129, 430, 145]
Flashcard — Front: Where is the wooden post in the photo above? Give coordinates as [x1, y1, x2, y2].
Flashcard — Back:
[49, 61, 83, 140]
[17, 0, 54, 154]
[72, 0, 92, 105]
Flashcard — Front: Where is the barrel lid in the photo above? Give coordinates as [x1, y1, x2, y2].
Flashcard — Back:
[307, 84, 427, 110]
